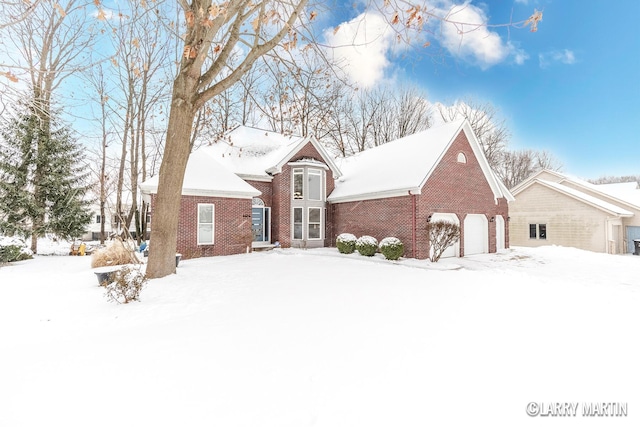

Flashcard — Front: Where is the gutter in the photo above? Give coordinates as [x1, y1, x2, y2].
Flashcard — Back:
[411, 191, 417, 258]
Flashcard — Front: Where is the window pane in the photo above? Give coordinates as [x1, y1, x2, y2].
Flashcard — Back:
[529, 224, 537, 239]
[293, 169, 303, 199]
[294, 224, 303, 240]
[539, 224, 547, 240]
[199, 205, 213, 223]
[309, 208, 321, 223]
[308, 170, 322, 201]
[294, 207, 303, 223]
[308, 224, 320, 239]
[199, 224, 213, 244]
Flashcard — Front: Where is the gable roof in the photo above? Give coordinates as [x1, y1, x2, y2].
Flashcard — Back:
[535, 179, 633, 216]
[140, 149, 261, 200]
[512, 169, 640, 212]
[327, 119, 512, 203]
[197, 126, 341, 181]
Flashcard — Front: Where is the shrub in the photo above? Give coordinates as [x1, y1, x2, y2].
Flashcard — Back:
[356, 235, 378, 257]
[104, 265, 147, 304]
[336, 233, 357, 254]
[379, 237, 404, 260]
[91, 238, 141, 268]
[0, 236, 33, 263]
[427, 220, 461, 262]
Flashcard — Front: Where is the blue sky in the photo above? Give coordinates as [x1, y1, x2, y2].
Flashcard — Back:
[326, 0, 640, 179]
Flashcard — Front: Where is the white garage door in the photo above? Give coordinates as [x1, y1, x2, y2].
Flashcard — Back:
[430, 213, 459, 258]
[495, 215, 505, 251]
[464, 214, 488, 255]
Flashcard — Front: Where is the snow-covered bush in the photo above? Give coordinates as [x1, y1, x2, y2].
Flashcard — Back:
[427, 220, 461, 262]
[336, 233, 357, 254]
[104, 266, 147, 304]
[379, 237, 404, 261]
[356, 235, 378, 257]
[0, 236, 33, 263]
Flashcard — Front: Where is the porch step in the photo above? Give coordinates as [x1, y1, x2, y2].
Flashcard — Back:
[252, 243, 276, 252]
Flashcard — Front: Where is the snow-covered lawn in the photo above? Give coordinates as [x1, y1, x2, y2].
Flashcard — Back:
[1, 246, 638, 426]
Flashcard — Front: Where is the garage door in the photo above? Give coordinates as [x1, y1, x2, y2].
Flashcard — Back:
[464, 214, 488, 255]
[495, 215, 505, 251]
[430, 213, 459, 258]
[626, 226, 640, 254]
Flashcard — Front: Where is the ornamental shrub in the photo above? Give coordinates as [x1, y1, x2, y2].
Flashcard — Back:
[426, 220, 461, 262]
[0, 236, 33, 263]
[379, 237, 404, 260]
[356, 235, 378, 257]
[104, 265, 147, 304]
[336, 233, 357, 254]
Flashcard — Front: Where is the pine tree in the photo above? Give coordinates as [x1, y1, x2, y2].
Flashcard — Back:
[0, 102, 92, 252]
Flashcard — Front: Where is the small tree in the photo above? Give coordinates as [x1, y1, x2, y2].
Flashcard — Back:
[427, 220, 460, 262]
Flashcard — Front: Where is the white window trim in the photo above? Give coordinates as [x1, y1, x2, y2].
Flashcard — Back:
[197, 203, 215, 245]
[308, 168, 324, 201]
[307, 207, 323, 240]
[292, 206, 303, 240]
[293, 168, 304, 200]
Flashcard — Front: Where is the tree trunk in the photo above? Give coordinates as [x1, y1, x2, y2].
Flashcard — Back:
[146, 76, 196, 278]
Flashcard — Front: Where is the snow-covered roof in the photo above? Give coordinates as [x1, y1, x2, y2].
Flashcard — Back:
[513, 170, 640, 212]
[197, 126, 341, 181]
[328, 120, 510, 203]
[595, 182, 640, 209]
[530, 179, 633, 217]
[139, 149, 261, 199]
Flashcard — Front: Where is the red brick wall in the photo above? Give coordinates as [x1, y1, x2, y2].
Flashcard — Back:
[151, 194, 253, 259]
[330, 130, 509, 259]
[246, 180, 272, 207]
[331, 196, 415, 255]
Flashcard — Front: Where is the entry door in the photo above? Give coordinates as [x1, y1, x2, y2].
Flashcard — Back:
[252, 207, 270, 242]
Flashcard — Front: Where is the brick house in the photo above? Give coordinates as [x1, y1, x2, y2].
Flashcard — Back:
[140, 120, 512, 259]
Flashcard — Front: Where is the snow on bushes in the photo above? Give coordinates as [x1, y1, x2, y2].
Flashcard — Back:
[104, 265, 147, 304]
[356, 235, 378, 257]
[336, 233, 357, 254]
[379, 237, 404, 260]
[0, 236, 33, 263]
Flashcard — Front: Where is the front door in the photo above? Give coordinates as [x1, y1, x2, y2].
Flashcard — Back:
[252, 207, 270, 242]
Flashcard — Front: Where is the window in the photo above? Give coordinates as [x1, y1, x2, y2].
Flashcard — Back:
[96, 215, 101, 224]
[308, 208, 321, 239]
[538, 224, 547, 240]
[529, 224, 547, 240]
[308, 169, 322, 201]
[457, 152, 467, 163]
[293, 207, 303, 240]
[197, 204, 214, 245]
[293, 169, 304, 199]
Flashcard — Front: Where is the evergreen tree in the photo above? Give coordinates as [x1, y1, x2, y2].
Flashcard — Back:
[0, 102, 92, 252]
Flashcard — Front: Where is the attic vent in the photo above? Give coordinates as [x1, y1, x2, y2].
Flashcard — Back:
[457, 152, 467, 163]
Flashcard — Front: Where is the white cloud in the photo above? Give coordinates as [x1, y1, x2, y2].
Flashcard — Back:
[433, 2, 523, 69]
[515, 0, 529, 4]
[539, 49, 577, 68]
[323, 12, 395, 88]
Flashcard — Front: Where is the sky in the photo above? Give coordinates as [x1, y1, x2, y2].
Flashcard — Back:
[323, 0, 640, 179]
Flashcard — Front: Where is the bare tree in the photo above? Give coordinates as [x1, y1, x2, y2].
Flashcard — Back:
[427, 220, 460, 263]
[438, 99, 509, 169]
[3, 0, 95, 252]
[495, 149, 562, 189]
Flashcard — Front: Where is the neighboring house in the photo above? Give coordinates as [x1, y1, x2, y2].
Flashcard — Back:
[82, 195, 139, 241]
[509, 170, 640, 254]
[140, 120, 512, 260]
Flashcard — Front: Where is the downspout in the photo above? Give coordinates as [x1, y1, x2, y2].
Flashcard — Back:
[411, 192, 417, 258]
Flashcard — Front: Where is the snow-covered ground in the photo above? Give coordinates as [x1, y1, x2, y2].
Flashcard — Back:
[0, 245, 638, 426]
